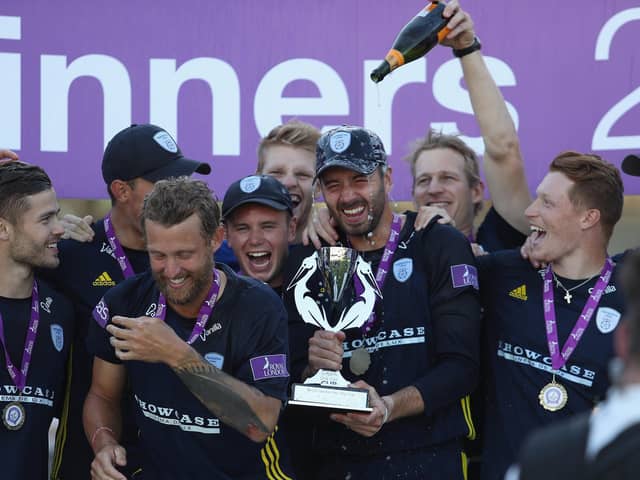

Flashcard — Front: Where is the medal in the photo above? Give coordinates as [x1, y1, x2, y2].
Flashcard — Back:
[2, 401, 26, 430]
[349, 347, 371, 375]
[540, 259, 613, 411]
[539, 378, 568, 412]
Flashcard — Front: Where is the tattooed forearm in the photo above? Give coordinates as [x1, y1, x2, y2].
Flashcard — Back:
[172, 351, 272, 439]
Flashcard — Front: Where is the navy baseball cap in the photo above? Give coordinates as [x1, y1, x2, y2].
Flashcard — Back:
[101, 124, 211, 185]
[622, 154, 640, 177]
[315, 125, 387, 179]
[222, 175, 293, 220]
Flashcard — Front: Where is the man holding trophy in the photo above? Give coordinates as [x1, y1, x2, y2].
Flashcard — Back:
[283, 125, 482, 479]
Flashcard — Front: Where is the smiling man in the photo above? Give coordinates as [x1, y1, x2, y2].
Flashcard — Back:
[222, 175, 296, 292]
[84, 177, 291, 480]
[0, 162, 74, 479]
[477, 151, 626, 480]
[283, 125, 482, 479]
[257, 121, 319, 243]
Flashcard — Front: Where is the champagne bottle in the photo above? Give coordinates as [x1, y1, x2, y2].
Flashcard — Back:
[370, 1, 451, 83]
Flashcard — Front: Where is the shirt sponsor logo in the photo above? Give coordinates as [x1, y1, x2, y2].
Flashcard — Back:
[508, 284, 528, 301]
[50, 324, 64, 352]
[595, 307, 620, 334]
[134, 394, 220, 434]
[200, 323, 222, 342]
[249, 354, 289, 381]
[100, 242, 116, 258]
[92, 298, 110, 328]
[93, 271, 116, 287]
[450, 264, 479, 290]
[342, 326, 426, 357]
[40, 296, 53, 313]
[497, 339, 597, 387]
[204, 352, 224, 369]
[393, 258, 413, 283]
[1, 384, 55, 406]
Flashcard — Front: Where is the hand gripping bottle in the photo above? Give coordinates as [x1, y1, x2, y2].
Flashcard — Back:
[370, 1, 450, 83]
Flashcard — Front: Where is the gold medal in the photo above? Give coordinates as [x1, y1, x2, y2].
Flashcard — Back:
[2, 401, 25, 430]
[539, 379, 568, 412]
[349, 347, 371, 375]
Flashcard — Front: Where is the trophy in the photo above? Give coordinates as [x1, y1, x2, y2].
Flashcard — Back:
[286, 246, 381, 412]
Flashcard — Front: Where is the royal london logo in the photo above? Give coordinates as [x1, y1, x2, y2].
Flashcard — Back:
[93, 272, 116, 287]
[509, 284, 528, 301]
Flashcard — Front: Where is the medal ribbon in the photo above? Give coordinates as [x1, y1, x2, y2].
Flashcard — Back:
[104, 212, 136, 279]
[0, 282, 40, 390]
[353, 213, 402, 333]
[543, 258, 614, 370]
[155, 269, 220, 345]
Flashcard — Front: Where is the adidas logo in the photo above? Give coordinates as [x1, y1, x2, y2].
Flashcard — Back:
[93, 272, 116, 287]
[509, 284, 528, 301]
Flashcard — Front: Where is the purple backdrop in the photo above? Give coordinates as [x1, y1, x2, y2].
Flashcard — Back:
[1, 0, 639, 199]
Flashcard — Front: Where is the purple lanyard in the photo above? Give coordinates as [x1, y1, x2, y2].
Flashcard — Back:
[155, 270, 221, 345]
[354, 213, 402, 333]
[0, 282, 39, 390]
[104, 212, 136, 279]
[543, 258, 614, 370]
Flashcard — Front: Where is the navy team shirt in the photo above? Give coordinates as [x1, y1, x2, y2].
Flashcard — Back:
[478, 250, 624, 480]
[39, 217, 149, 479]
[0, 280, 73, 479]
[284, 213, 481, 459]
[87, 264, 292, 480]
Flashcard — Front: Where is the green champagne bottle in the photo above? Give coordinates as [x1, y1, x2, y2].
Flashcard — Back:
[370, 1, 450, 83]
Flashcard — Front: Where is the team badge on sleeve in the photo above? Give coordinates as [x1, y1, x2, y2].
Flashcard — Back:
[50, 324, 64, 352]
[393, 258, 413, 282]
[249, 354, 289, 381]
[450, 264, 479, 290]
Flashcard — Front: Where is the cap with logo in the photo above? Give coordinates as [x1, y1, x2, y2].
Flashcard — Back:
[622, 154, 640, 177]
[221, 175, 293, 220]
[315, 125, 387, 179]
[101, 124, 211, 185]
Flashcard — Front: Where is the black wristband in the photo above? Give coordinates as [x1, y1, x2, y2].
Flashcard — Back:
[453, 36, 482, 58]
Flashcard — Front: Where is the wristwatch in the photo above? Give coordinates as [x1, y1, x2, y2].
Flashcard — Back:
[453, 36, 482, 58]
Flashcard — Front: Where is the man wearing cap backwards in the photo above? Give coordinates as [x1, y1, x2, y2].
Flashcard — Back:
[283, 125, 482, 479]
[478, 151, 626, 480]
[41, 124, 211, 480]
[84, 177, 290, 480]
[0, 161, 74, 479]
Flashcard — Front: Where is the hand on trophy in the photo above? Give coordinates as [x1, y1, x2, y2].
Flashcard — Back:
[307, 330, 346, 376]
[330, 380, 389, 437]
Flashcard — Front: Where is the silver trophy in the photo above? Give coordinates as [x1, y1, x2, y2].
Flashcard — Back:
[287, 246, 381, 412]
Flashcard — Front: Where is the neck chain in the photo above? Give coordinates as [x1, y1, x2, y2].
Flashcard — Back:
[551, 271, 598, 304]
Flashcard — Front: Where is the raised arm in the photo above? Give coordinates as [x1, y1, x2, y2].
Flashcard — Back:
[443, 1, 531, 234]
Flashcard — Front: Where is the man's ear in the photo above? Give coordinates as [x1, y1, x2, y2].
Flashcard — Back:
[0, 217, 13, 241]
[580, 208, 601, 231]
[211, 225, 225, 253]
[288, 216, 298, 243]
[109, 180, 133, 204]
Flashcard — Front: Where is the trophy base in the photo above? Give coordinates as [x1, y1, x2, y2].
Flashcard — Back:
[287, 369, 372, 413]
